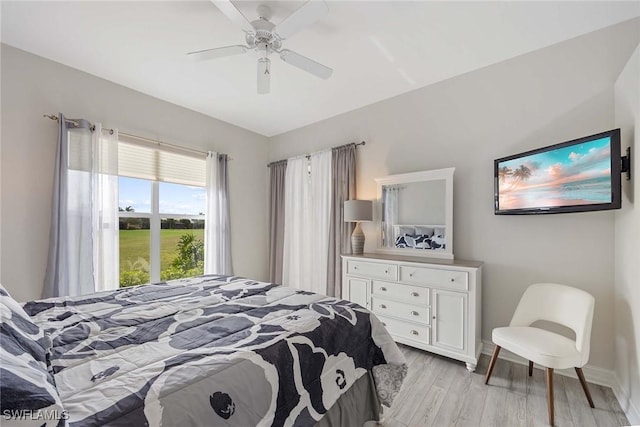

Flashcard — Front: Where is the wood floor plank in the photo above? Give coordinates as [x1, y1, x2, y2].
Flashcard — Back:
[399, 343, 421, 366]
[406, 354, 459, 426]
[505, 389, 528, 427]
[386, 346, 628, 427]
[509, 360, 528, 396]
[409, 380, 449, 426]
[504, 361, 528, 427]
[379, 416, 407, 427]
[481, 355, 511, 427]
[391, 352, 451, 425]
[601, 386, 630, 426]
[563, 375, 598, 427]
[552, 371, 575, 427]
[588, 383, 626, 427]
[524, 367, 574, 427]
[453, 356, 490, 427]
[525, 365, 552, 427]
[389, 350, 441, 424]
[525, 367, 573, 427]
[429, 361, 474, 426]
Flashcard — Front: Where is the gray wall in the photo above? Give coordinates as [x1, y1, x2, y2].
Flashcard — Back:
[0, 44, 270, 302]
[268, 19, 640, 371]
[614, 44, 640, 423]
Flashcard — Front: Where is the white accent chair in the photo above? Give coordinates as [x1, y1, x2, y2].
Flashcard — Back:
[484, 283, 595, 426]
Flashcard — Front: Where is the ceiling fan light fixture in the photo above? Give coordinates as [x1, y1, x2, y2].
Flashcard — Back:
[257, 57, 271, 94]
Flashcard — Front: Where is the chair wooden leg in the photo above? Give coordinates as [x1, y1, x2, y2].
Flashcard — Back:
[485, 345, 501, 384]
[575, 367, 595, 408]
[545, 368, 555, 426]
[529, 360, 533, 377]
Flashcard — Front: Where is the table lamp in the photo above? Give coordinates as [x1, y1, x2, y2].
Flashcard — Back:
[344, 200, 373, 255]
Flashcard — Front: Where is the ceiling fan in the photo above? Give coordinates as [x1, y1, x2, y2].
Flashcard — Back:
[189, 0, 333, 94]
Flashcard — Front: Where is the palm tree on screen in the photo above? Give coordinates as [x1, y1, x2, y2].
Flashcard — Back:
[498, 166, 512, 182]
[512, 165, 532, 182]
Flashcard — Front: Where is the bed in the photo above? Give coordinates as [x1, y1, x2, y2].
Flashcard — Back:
[1, 275, 406, 426]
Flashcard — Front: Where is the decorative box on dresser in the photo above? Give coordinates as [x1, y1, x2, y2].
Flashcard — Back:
[341, 253, 483, 372]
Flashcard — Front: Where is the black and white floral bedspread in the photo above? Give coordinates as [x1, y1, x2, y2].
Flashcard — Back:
[23, 276, 407, 427]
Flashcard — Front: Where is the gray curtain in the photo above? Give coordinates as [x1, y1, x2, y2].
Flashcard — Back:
[327, 144, 356, 297]
[43, 114, 93, 298]
[218, 154, 233, 274]
[268, 160, 287, 283]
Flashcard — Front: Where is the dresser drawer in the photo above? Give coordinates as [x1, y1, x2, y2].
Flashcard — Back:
[399, 266, 468, 291]
[372, 280, 429, 306]
[377, 315, 430, 344]
[346, 260, 398, 281]
[372, 297, 430, 325]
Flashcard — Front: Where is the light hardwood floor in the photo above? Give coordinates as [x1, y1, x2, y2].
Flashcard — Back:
[384, 344, 629, 427]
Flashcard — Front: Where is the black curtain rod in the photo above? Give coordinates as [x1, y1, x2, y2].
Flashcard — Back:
[267, 141, 366, 168]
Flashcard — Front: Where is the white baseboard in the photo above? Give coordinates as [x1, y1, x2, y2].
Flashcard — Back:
[611, 374, 640, 425]
[481, 339, 614, 387]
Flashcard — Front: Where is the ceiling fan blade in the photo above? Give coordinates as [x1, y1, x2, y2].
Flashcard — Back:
[274, 0, 328, 40]
[211, 0, 254, 33]
[279, 49, 332, 79]
[187, 45, 248, 61]
[257, 58, 271, 94]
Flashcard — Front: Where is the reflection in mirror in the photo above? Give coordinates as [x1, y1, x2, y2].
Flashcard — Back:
[382, 180, 446, 248]
[375, 168, 454, 259]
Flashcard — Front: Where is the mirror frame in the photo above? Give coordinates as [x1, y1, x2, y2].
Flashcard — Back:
[374, 167, 455, 259]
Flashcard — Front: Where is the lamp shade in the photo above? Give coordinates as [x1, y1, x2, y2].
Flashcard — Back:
[344, 200, 372, 222]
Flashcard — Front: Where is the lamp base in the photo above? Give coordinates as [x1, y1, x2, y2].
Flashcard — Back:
[351, 222, 365, 255]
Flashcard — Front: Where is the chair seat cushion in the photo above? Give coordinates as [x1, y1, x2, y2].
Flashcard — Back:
[492, 326, 582, 369]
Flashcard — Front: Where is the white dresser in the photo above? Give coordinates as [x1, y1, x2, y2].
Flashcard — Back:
[341, 253, 483, 371]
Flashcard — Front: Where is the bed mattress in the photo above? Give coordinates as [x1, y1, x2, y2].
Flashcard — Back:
[22, 275, 406, 426]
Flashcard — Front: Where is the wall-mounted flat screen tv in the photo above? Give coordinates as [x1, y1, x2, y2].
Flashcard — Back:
[495, 129, 621, 215]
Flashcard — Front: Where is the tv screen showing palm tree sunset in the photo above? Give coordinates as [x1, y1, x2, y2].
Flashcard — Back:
[497, 136, 613, 211]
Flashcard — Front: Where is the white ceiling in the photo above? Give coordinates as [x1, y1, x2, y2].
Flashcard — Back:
[2, 1, 639, 137]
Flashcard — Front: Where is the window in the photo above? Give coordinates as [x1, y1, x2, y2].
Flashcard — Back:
[118, 135, 206, 287]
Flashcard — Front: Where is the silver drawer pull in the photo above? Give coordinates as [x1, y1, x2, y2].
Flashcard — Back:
[353, 266, 358, 270]
[409, 273, 414, 277]
[380, 304, 387, 309]
[411, 330, 419, 335]
[450, 278, 455, 282]
[411, 311, 419, 316]
[380, 286, 387, 291]
[384, 269, 389, 274]
[411, 292, 419, 297]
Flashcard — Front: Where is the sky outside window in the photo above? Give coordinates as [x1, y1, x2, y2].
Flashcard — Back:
[119, 177, 151, 213]
[159, 182, 205, 215]
[118, 177, 205, 215]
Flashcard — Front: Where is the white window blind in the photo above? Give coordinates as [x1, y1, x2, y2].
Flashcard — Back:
[117, 135, 206, 187]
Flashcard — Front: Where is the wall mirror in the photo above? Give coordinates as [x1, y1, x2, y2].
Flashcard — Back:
[374, 168, 454, 259]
